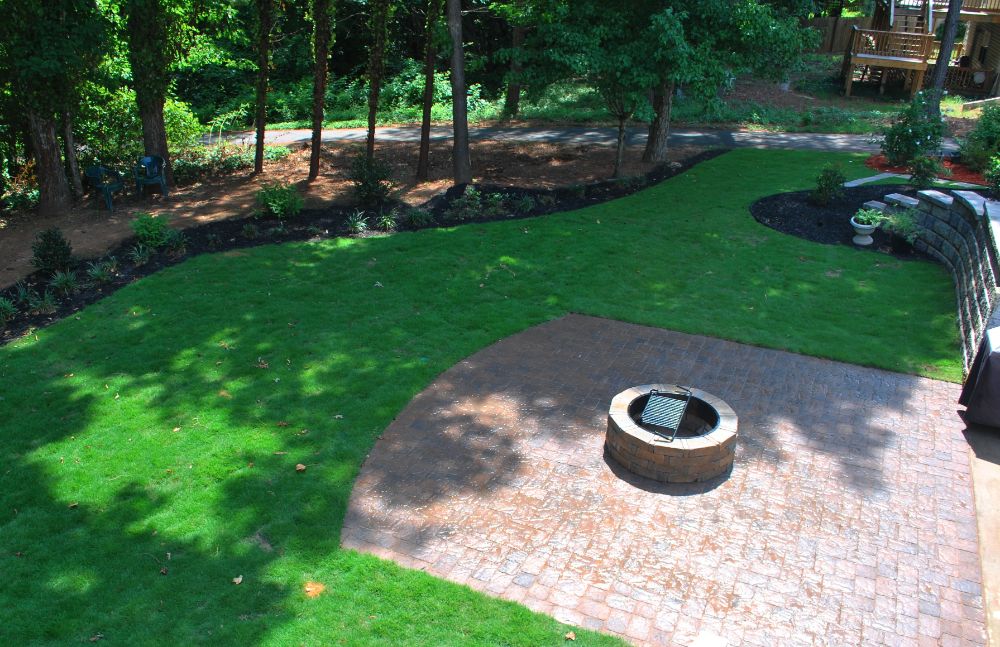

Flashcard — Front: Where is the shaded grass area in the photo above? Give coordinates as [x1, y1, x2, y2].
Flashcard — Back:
[0, 150, 959, 645]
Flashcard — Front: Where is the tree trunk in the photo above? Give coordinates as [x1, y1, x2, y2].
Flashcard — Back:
[416, 0, 442, 182]
[447, 0, 472, 185]
[642, 79, 674, 163]
[366, 0, 389, 159]
[62, 109, 84, 199]
[254, 0, 273, 175]
[502, 25, 526, 119]
[136, 90, 172, 186]
[613, 117, 626, 179]
[27, 111, 72, 217]
[927, 0, 964, 117]
[309, 0, 333, 181]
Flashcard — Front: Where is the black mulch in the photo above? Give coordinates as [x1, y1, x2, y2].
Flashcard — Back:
[749, 184, 935, 260]
[0, 148, 729, 345]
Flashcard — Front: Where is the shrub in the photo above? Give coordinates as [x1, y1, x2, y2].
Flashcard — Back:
[399, 206, 434, 227]
[908, 155, 947, 189]
[0, 297, 16, 325]
[242, 223, 260, 239]
[511, 194, 536, 214]
[852, 207, 885, 226]
[13, 281, 32, 305]
[128, 244, 151, 266]
[375, 211, 397, 231]
[49, 270, 79, 296]
[85, 260, 116, 284]
[255, 181, 303, 219]
[959, 104, 1000, 171]
[881, 93, 945, 166]
[31, 228, 74, 275]
[130, 213, 173, 248]
[482, 192, 506, 218]
[346, 210, 369, 234]
[164, 229, 188, 255]
[173, 146, 253, 184]
[987, 155, 1000, 196]
[348, 155, 393, 206]
[446, 186, 483, 221]
[883, 208, 924, 244]
[809, 164, 846, 206]
[32, 290, 58, 315]
[2, 185, 39, 211]
[205, 233, 222, 248]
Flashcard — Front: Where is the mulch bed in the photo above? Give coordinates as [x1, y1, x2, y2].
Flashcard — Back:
[865, 153, 987, 185]
[0, 149, 728, 346]
[749, 184, 937, 260]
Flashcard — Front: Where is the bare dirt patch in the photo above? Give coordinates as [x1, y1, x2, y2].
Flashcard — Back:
[0, 139, 700, 289]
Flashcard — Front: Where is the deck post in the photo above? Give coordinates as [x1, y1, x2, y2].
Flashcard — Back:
[845, 64, 854, 96]
[912, 68, 926, 97]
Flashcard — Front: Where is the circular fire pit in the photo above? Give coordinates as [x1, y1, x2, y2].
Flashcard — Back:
[606, 384, 737, 483]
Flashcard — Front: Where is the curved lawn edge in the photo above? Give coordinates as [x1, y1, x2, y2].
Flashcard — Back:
[0, 148, 960, 645]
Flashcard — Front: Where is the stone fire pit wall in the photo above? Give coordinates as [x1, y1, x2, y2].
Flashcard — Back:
[884, 189, 1000, 373]
[606, 384, 737, 483]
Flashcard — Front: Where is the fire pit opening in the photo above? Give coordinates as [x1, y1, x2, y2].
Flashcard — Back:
[606, 384, 737, 483]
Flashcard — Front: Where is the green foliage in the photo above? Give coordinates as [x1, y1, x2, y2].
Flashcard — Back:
[130, 213, 173, 249]
[1, 185, 40, 212]
[255, 181, 303, 219]
[908, 155, 947, 189]
[242, 223, 260, 239]
[375, 211, 397, 232]
[446, 186, 484, 221]
[77, 88, 203, 169]
[881, 93, 945, 166]
[512, 194, 537, 214]
[810, 163, 846, 206]
[986, 156, 1000, 196]
[31, 228, 73, 276]
[852, 208, 885, 226]
[348, 155, 394, 207]
[164, 229, 188, 255]
[482, 192, 507, 218]
[883, 208, 924, 244]
[346, 210, 369, 235]
[398, 206, 434, 228]
[48, 270, 78, 297]
[128, 244, 151, 267]
[935, 21, 967, 42]
[0, 297, 16, 325]
[959, 105, 1000, 171]
[85, 259, 117, 284]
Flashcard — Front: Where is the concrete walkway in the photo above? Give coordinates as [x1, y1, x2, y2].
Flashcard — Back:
[229, 125, 960, 155]
[343, 314, 986, 647]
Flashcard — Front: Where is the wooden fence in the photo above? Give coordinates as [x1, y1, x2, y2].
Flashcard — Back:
[806, 16, 873, 53]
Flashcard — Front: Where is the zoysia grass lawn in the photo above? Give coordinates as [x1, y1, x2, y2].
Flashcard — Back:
[0, 149, 959, 645]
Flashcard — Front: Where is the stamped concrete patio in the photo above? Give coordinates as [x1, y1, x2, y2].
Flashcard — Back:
[342, 314, 986, 646]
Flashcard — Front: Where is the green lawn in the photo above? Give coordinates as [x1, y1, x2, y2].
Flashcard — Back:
[0, 149, 960, 645]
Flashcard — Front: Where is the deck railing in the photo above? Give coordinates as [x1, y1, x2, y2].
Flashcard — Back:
[925, 64, 997, 95]
[851, 28, 933, 60]
[932, 0, 1000, 12]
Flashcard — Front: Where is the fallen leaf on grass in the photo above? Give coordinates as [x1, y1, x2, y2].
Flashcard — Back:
[565, 631, 576, 641]
[304, 581, 325, 598]
[159, 567, 168, 575]
[172, 427, 181, 433]
[276, 421, 289, 427]
[295, 463, 307, 473]
[218, 389, 231, 398]
[68, 502, 78, 509]
[232, 575, 243, 585]
[89, 634, 104, 642]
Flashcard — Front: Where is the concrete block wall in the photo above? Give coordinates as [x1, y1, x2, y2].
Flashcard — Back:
[886, 189, 1000, 373]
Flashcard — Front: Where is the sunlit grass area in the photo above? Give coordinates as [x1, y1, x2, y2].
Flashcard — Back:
[0, 149, 960, 645]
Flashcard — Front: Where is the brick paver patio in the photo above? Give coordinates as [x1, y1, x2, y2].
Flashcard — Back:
[342, 314, 986, 646]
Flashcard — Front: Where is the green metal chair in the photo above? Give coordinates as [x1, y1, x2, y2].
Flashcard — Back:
[85, 166, 126, 211]
[134, 156, 169, 197]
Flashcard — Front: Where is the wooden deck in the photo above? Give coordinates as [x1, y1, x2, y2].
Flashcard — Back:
[843, 27, 932, 97]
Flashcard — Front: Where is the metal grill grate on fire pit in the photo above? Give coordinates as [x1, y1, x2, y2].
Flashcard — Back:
[639, 388, 691, 442]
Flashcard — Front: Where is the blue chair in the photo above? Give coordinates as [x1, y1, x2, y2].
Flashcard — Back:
[85, 166, 126, 211]
[134, 156, 169, 197]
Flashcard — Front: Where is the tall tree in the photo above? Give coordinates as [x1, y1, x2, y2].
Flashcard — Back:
[366, 0, 391, 158]
[926, 0, 964, 118]
[416, 0, 443, 181]
[62, 109, 84, 198]
[447, 0, 472, 185]
[0, 0, 106, 216]
[417, 0, 441, 182]
[253, 0, 274, 175]
[502, 25, 526, 119]
[124, 0, 180, 185]
[309, 0, 334, 180]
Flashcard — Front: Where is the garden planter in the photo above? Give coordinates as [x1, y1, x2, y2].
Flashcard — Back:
[850, 216, 877, 246]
